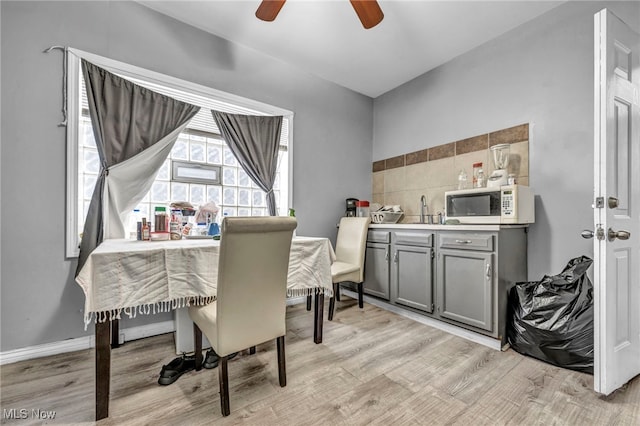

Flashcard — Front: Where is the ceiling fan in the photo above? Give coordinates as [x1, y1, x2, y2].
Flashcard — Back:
[256, 0, 384, 29]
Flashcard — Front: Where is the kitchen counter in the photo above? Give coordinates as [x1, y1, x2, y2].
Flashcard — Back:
[369, 223, 529, 231]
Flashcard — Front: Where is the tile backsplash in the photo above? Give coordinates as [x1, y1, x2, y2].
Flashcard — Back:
[372, 123, 530, 223]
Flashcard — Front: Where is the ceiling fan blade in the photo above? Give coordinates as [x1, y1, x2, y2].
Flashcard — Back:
[256, 0, 287, 22]
[349, 0, 384, 29]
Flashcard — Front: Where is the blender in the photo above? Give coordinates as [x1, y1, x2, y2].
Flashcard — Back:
[487, 143, 511, 187]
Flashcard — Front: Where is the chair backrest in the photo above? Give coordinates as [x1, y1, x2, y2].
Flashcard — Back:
[215, 216, 297, 356]
[335, 217, 371, 282]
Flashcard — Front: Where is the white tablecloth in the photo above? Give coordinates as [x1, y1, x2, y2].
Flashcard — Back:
[75, 236, 335, 326]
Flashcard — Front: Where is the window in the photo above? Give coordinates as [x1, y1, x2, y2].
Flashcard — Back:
[66, 48, 293, 258]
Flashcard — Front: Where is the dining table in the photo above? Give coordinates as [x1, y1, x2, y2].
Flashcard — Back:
[75, 235, 335, 420]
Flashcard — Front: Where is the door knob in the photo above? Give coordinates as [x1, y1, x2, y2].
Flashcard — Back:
[608, 197, 619, 208]
[608, 228, 631, 241]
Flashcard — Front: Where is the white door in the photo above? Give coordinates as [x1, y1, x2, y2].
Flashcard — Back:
[593, 8, 640, 395]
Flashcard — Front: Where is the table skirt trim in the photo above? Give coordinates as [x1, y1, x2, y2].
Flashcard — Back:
[287, 287, 333, 299]
[84, 296, 216, 329]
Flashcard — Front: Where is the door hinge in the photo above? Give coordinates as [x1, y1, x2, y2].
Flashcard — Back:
[431, 303, 435, 312]
[431, 251, 435, 259]
[594, 197, 604, 208]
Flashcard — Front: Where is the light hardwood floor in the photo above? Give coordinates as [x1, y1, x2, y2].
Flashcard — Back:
[1, 300, 639, 425]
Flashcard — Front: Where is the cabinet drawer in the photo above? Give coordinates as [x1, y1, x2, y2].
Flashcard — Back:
[393, 231, 433, 247]
[439, 233, 494, 251]
[368, 230, 390, 244]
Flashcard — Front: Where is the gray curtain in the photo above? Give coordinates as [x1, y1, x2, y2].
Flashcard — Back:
[211, 111, 283, 216]
[76, 60, 200, 275]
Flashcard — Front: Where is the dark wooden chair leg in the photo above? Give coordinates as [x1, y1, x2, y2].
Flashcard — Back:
[335, 283, 341, 301]
[306, 295, 312, 311]
[328, 282, 338, 321]
[313, 293, 324, 344]
[219, 356, 230, 416]
[249, 346, 256, 355]
[96, 320, 111, 421]
[277, 336, 286, 387]
[357, 282, 364, 309]
[193, 323, 203, 371]
[111, 318, 120, 348]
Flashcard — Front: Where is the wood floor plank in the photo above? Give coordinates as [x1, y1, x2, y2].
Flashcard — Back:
[1, 301, 638, 425]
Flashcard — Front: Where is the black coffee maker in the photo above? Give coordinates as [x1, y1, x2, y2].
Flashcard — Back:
[345, 198, 358, 217]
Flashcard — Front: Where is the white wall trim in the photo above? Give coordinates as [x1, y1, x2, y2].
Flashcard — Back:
[341, 289, 502, 351]
[0, 321, 175, 366]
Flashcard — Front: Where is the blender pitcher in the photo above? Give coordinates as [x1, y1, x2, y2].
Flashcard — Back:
[487, 143, 510, 187]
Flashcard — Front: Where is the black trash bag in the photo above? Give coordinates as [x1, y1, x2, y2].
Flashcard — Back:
[507, 256, 594, 373]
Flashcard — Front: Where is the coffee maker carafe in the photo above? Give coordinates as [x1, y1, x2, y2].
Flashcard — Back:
[345, 198, 358, 217]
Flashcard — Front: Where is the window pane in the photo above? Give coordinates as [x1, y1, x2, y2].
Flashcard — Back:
[156, 159, 170, 180]
[83, 175, 97, 199]
[81, 120, 96, 148]
[222, 167, 237, 186]
[223, 147, 237, 166]
[238, 208, 250, 216]
[207, 144, 222, 165]
[172, 138, 189, 160]
[222, 207, 236, 217]
[207, 185, 222, 205]
[273, 172, 280, 190]
[238, 189, 250, 206]
[83, 149, 100, 174]
[190, 184, 206, 206]
[238, 169, 251, 187]
[190, 141, 206, 163]
[251, 208, 266, 216]
[151, 181, 170, 203]
[171, 182, 189, 202]
[223, 187, 237, 205]
[252, 190, 265, 207]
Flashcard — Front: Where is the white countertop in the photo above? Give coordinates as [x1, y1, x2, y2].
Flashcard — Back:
[369, 223, 529, 231]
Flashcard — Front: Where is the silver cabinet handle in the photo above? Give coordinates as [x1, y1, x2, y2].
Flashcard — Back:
[455, 239, 472, 244]
[393, 251, 398, 263]
[385, 250, 389, 261]
[608, 228, 631, 241]
[486, 263, 492, 281]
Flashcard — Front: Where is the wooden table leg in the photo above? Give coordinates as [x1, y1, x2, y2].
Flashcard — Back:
[96, 320, 111, 420]
[313, 293, 324, 344]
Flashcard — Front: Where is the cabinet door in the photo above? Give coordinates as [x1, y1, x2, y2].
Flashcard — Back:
[437, 249, 493, 331]
[364, 244, 389, 300]
[393, 245, 433, 313]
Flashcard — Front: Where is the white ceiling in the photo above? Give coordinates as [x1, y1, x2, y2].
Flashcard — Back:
[138, 0, 564, 98]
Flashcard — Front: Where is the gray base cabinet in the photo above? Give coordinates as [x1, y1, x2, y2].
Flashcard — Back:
[437, 249, 493, 331]
[392, 231, 434, 313]
[364, 225, 528, 346]
[364, 230, 390, 300]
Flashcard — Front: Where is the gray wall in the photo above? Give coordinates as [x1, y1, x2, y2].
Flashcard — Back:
[0, 1, 373, 351]
[373, 1, 640, 279]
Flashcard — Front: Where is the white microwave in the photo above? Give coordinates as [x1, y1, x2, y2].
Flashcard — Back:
[445, 185, 535, 224]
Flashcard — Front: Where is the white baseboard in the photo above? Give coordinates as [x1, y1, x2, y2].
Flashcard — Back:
[341, 289, 502, 351]
[0, 320, 175, 366]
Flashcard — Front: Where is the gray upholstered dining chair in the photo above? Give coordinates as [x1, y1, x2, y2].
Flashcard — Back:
[328, 216, 371, 321]
[189, 216, 297, 417]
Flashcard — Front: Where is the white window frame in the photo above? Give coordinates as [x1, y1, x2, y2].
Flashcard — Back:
[65, 48, 294, 258]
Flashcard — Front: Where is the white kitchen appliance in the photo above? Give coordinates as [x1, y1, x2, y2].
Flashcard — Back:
[487, 143, 511, 187]
[445, 184, 535, 224]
